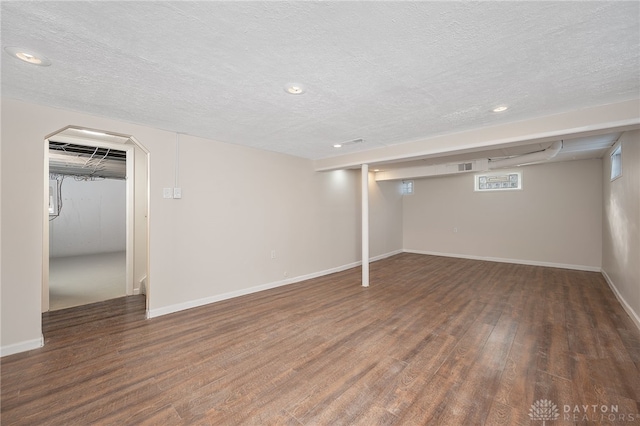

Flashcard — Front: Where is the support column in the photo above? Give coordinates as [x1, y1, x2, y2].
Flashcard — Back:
[361, 163, 369, 287]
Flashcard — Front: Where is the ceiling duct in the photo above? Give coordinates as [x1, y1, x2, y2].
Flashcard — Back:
[375, 141, 564, 182]
[375, 158, 488, 181]
[49, 141, 126, 179]
[488, 141, 563, 169]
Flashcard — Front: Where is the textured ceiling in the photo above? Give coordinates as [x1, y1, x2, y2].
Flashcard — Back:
[1, 1, 639, 160]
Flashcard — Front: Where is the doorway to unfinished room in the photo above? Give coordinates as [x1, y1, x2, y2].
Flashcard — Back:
[43, 126, 149, 314]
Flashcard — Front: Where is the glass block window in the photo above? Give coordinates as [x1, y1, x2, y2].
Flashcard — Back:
[401, 180, 414, 195]
[475, 172, 522, 192]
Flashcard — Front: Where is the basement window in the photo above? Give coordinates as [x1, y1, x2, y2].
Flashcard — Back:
[401, 180, 414, 195]
[475, 172, 522, 191]
[610, 144, 622, 181]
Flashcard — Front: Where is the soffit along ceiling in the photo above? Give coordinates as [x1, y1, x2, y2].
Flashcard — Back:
[1, 1, 639, 161]
[376, 133, 622, 171]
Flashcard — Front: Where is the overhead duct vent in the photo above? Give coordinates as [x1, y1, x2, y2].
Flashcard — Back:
[49, 141, 126, 179]
[375, 158, 488, 182]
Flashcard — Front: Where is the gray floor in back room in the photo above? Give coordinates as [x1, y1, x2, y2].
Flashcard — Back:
[49, 251, 126, 311]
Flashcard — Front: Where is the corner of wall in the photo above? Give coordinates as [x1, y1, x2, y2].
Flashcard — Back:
[601, 129, 640, 332]
[601, 269, 640, 331]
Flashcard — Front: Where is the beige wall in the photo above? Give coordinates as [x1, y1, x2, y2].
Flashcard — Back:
[157, 134, 363, 310]
[1, 100, 46, 351]
[1, 98, 402, 354]
[602, 131, 640, 327]
[403, 159, 603, 269]
[369, 178, 403, 259]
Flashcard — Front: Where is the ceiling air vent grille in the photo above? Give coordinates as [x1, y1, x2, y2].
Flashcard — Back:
[458, 162, 473, 172]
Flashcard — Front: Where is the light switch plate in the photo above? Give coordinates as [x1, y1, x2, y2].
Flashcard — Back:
[163, 188, 173, 199]
[173, 187, 182, 199]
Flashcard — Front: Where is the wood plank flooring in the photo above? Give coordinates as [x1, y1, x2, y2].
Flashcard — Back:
[2, 253, 639, 425]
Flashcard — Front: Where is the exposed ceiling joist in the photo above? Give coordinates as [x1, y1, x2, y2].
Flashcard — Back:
[49, 141, 126, 180]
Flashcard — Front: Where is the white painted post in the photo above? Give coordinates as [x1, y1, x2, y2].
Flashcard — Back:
[362, 164, 369, 287]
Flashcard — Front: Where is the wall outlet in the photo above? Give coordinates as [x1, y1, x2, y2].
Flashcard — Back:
[271, 250, 276, 259]
[163, 188, 173, 199]
[173, 187, 182, 199]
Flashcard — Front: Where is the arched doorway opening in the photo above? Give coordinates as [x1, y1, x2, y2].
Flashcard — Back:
[42, 126, 150, 315]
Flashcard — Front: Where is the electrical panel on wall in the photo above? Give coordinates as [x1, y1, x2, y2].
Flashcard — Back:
[49, 179, 60, 217]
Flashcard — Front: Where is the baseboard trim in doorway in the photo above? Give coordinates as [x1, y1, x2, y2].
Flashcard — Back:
[1, 335, 44, 357]
[147, 249, 403, 319]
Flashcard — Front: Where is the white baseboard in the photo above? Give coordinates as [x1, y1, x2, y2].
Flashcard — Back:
[1, 335, 44, 357]
[370, 249, 403, 262]
[147, 262, 360, 318]
[148, 249, 403, 319]
[147, 261, 357, 318]
[402, 249, 601, 272]
[601, 269, 640, 332]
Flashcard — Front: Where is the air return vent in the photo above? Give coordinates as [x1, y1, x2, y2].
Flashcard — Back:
[458, 162, 473, 172]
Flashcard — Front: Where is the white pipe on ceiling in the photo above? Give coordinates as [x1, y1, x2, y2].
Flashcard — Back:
[488, 140, 563, 169]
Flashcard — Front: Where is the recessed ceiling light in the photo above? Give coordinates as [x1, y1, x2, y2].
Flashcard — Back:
[492, 105, 508, 113]
[4, 47, 51, 66]
[373, 169, 380, 172]
[284, 83, 305, 95]
[333, 144, 342, 148]
[81, 129, 108, 136]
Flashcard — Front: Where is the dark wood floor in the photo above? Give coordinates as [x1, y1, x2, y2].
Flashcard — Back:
[2, 253, 639, 425]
